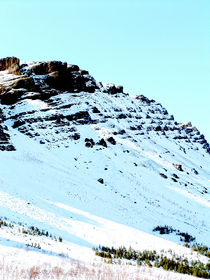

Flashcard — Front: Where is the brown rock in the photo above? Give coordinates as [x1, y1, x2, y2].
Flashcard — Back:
[0, 84, 6, 94]
[0, 89, 27, 105]
[45, 71, 72, 91]
[0, 57, 20, 75]
[11, 77, 38, 91]
[173, 163, 183, 172]
[32, 61, 67, 75]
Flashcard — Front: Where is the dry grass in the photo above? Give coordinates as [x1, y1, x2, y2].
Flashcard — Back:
[0, 257, 199, 280]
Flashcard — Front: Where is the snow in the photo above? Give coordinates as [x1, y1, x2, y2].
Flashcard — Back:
[0, 68, 209, 278]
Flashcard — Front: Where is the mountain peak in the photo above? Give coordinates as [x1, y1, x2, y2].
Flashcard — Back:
[0, 56, 209, 154]
[0, 56, 210, 279]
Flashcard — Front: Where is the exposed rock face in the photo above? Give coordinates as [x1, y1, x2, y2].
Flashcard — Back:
[0, 58, 100, 104]
[174, 164, 183, 172]
[11, 76, 37, 91]
[31, 60, 98, 93]
[0, 56, 209, 155]
[31, 61, 67, 75]
[0, 89, 27, 105]
[0, 77, 39, 105]
[0, 57, 20, 75]
[102, 83, 123, 95]
[0, 109, 15, 150]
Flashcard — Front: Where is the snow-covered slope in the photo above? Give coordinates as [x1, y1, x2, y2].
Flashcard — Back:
[0, 58, 209, 278]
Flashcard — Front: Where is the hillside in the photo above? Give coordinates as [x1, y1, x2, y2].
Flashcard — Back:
[0, 57, 209, 279]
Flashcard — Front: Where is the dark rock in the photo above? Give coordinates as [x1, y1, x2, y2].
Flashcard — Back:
[68, 72, 97, 93]
[135, 95, 150, 103]
[79, 70, 89, 75]
[163, 126, 169, 131]
[72, 133, 80, 140]
[5, 145, 16, 151]
[13, 120, 26, 128]
[107, 136, 116, 145]
[163, 109, 168, 115]
[0, 76, 39, 104]
[198, 139, 206, 144]
[92, 107, 100, 113]
[11, 77, 38, 91]
[118, 129, 126, 135]
[45, 71, 69, 91]
[154, 125, 162, 131]
[117, 113, 127, 119]
[186, 128, 193, 134]
[191, 168, 198, 175]
[108, 84, 123, 94]
[85, 138, 95, 148]
[172, 173, 179, 179]
[67, 64, 79, 72]
[32, 61, 67, 75]
[160, 173, 167, 179]
[65, 111, 93, 124]
[97, 138, 107, 148]
[98, 178, 104, 184]
[173, 164, 183, 172]
[172, 178, 178, 182]
[115, 85, 123, 93]
[0, 89, 27, 105]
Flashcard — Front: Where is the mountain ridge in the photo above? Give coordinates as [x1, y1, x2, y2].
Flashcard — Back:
[0, 56, 209, 279]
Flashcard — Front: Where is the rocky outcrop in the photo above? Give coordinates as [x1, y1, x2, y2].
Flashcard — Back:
[0, 57, 20, 75]
[101, 83, 123, 94]
[30, 60, 98, 93]
[11, 76, 37, 91]
[31, 61, 67, 75]
[0, 109, 15, 151]
[0, 77, 39, 105]
[0, 89, 27, 105]
[0, 56, 209, 154]
[0, 57, 99, 104]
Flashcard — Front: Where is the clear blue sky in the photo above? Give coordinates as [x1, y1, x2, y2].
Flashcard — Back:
[1, 0, 209, 142]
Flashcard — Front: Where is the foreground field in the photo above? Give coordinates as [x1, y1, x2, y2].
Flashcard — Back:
[0, 245, 201, 280]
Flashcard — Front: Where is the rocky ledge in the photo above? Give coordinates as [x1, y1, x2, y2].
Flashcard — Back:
[0, 56, 209, 154]
[0, 57, 123, 105]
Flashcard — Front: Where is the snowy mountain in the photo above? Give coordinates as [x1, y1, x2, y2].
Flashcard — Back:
[0, 57, 209, 279]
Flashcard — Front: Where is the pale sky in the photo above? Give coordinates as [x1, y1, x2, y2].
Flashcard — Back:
[1, 0, 209, 141]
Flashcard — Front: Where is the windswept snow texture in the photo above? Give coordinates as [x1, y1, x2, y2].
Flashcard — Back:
[0, 61, 210, 277]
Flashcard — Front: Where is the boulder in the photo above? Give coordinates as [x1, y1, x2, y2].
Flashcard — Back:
[0, 77, 39, 104]
[136, 95, 150, 103]
[32, 61, 67, 75]
[108, 84, 123, 94]
[0, 89, 27, 105]
[154, 125, 162, 131]
[45, 69, 97, 93]
[98, 178, 104, 184]
[107, 136, 116, 145]
[97, 138, 107, 148]
[79, 69, 89, 75]
[11, 76, 38, 91]
[45, 71, 68, 90]
[173, 163, 183, 172]
[67, 64, 80, 72]
[0, 57, 20, 74]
